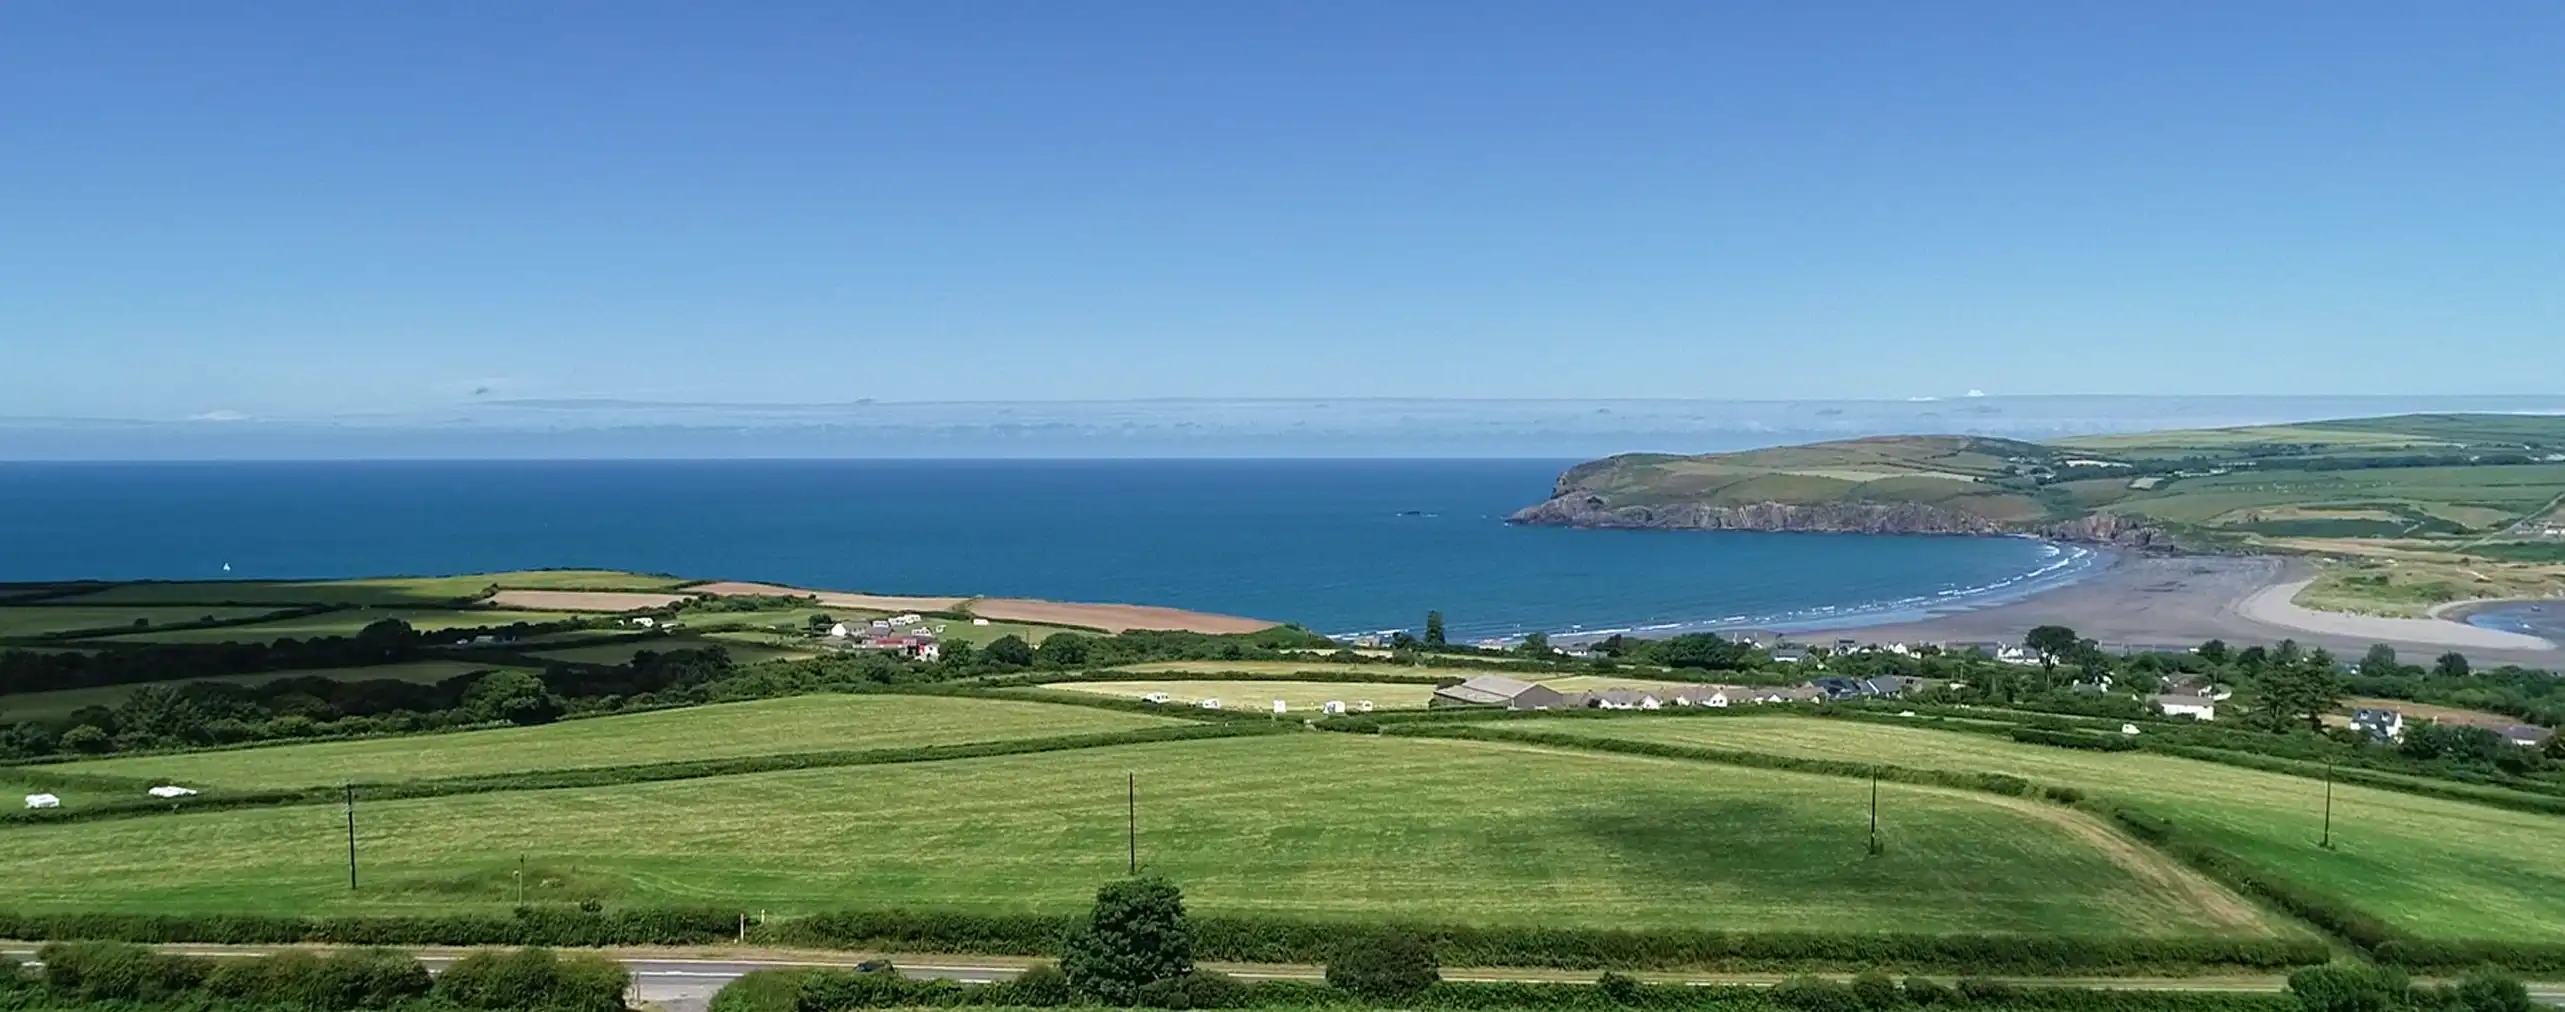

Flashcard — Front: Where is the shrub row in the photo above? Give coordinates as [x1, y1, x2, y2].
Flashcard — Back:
[2006, 728, 2139, 753]
[1387, 725, 2045, 803]
[771, 907, 2324, 973]
[26, 941, 624, 1012]
[738, 967, 2299, 1012]
[0, 907, 743, 948]
[0, 722, 1276, 828]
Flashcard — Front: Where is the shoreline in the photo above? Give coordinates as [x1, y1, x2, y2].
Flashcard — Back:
[1793, 552, 2563, 666]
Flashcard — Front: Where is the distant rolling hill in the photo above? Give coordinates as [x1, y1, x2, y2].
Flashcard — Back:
[1510, 413, 2565, 555]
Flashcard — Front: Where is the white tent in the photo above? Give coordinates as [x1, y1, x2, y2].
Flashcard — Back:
[24, 794, 60, 809]
[1322, 700, 1346, 715]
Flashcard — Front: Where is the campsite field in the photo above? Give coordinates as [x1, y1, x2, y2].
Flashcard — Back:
[1041, 680, 1439, 711]
[50, 694, 1187, 790]
[53, 571, 690, 607]
[97, 609, 583, 643]
[1495, 715, 2565, 943]
[0, 733, 2288, 939]
[0, 605, 296, 640]
[1109, 660, 1484, 680]
[0, 660, 519, 722]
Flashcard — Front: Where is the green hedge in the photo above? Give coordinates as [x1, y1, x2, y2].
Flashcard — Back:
[24, 941, 622, 1012]
[2006, 728, 2138, 753]
[1388, 725, 2044, 801]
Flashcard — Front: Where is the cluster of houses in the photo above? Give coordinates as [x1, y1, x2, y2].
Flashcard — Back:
[2343, 705, 2554, 749]
[1142, 693, 1378, 716]
[822, 613, 946, 662]
[1425, 674, 1926, 711]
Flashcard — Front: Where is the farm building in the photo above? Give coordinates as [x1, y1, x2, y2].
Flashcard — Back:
[1429, 675, 1567, 710]
[2498, 724, 2556, 748]
[2155, 694, 2216, 721]
[2350, 708, 2406, 743]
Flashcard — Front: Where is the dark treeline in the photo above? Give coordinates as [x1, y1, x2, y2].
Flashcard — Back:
[0, 617, 586, 694]
[0, 623, 1336, 760]
[18, 940, 626, 1012]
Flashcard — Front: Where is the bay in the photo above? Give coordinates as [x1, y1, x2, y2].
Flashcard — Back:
[0, 460, 2096, 641]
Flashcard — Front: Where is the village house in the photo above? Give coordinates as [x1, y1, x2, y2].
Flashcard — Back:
[2154, 693, 2216, 721]
[2498, 724, 2556, 748]
[1429, 675, 1567, 710]
[2350, 708, 2406, 743]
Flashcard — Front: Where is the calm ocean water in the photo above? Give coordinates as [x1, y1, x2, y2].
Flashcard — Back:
[0, 460, 2100, 642]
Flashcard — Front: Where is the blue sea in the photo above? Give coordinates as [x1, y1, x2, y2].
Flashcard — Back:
[0, 460, 2102, 642]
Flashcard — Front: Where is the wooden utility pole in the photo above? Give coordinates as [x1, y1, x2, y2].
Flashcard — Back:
[1127, 772, 1138, 875]
[344, 783, 359, 890]
[1868, 766, 1881, 856]
[2320, 760, 2335, 850]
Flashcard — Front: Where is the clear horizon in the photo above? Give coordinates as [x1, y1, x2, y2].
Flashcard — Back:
[7, 2, 2563, 424]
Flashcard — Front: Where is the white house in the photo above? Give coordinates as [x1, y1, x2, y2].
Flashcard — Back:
[2350, 708, 2405, 742]
[2155, 694, 2216, 721]
[24, 794, 59, 810]
[826, 622, 852, 638]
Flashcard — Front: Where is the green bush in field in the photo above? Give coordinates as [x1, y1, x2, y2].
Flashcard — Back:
[1324, 929, 1439, 1001]
[36, 940, 205, 1002]
[1772, 975, 1858, 1012]
[1060, 877, 1194, 1005]
[1001, 963, 1078, 1007]
[1902, 976, 1948, 1006]
[2285, 965, 2407, 1012]
[2453, 969, 2533, 1012]
[1849, 970, 1901, 1010]
[1133, 969, 1245, 1009]
[432, 947, 627, 1012]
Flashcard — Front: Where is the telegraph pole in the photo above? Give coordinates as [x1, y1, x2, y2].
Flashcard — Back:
[1868, 766, 1881, 856]
[2320, 760, 2335, 850]
[344, 783, 359, 890]
[1126, 772, 1138, 875]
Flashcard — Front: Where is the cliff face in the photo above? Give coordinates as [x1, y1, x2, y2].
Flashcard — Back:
[1508, 492, 2173, 549]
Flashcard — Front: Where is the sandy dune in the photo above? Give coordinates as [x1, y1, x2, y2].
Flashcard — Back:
[684, 581, 968, 612]
[687, 582, 1272, 634]
[485, 589, 696, 612]
[971, 598, 1277, 634]
[2234, 579, 2555, 652]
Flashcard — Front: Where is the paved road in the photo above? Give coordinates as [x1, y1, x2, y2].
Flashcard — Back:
[10, 947, 2562, 1011]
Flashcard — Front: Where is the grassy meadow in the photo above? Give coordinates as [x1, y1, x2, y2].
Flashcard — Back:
[49, 694, 1187, 790]
[99, 609, 582, 643]
[0, 605, 296, 640]
[53, 571, 688, 607]
[0, 660, 519, 722]
[1495, 715, 2565, 943]
[0, 733, 2288, 939]
[1043, 680, 1439, 711]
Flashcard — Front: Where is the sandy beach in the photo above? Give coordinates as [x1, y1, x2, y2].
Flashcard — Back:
[1809, 553, 2564, 668]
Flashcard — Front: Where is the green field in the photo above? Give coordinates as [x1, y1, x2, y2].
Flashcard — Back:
[1495, 715, 2565, 942]
[55, 571, 690, 607]
[1044, 680, 1438, 711]
[0, 660, 520, 722]
[0, 605, 293, 639]
[0, 734, 2285, 938]
[49, 694, 1187, 790]
[1112, 660, 1469, 679]
[97, 609, 582, 643]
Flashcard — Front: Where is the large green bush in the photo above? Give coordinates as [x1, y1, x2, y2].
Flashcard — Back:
[1324, 930, 1440, 1001]
[1059, 877, 1195, 1005]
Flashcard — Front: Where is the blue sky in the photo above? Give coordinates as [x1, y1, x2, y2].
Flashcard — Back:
[5, 2, 2562, 422]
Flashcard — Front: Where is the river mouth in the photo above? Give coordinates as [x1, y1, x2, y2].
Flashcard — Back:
[2455, 600, 2565, 642]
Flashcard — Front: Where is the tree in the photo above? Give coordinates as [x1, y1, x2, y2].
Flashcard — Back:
[806, 613, 836, 634]
[983, 635, 1035, 667]
[1517, 632, 1550, 657]
[2246, 661, 2341, 734]
[2197, 639, 2230, 666]
[59, 724, 112, 754]
[2274, 639, 2304, 668]
[1060, 877, 1194, 1005]
[2024, 626, 2079, 670]
[1036, 633, 1091, 668]
[2455, 970, 2533, 1012]
[2359, 644, 2401, 678]
[2434, 651, 2472, 678]
[1324, 930, 1438, 1001]
[1423, 612, 1446, 647]
[463, 671, 561, 726]
[2288, 965, 2407, 1012]
[2236, 645, 2270, 671]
